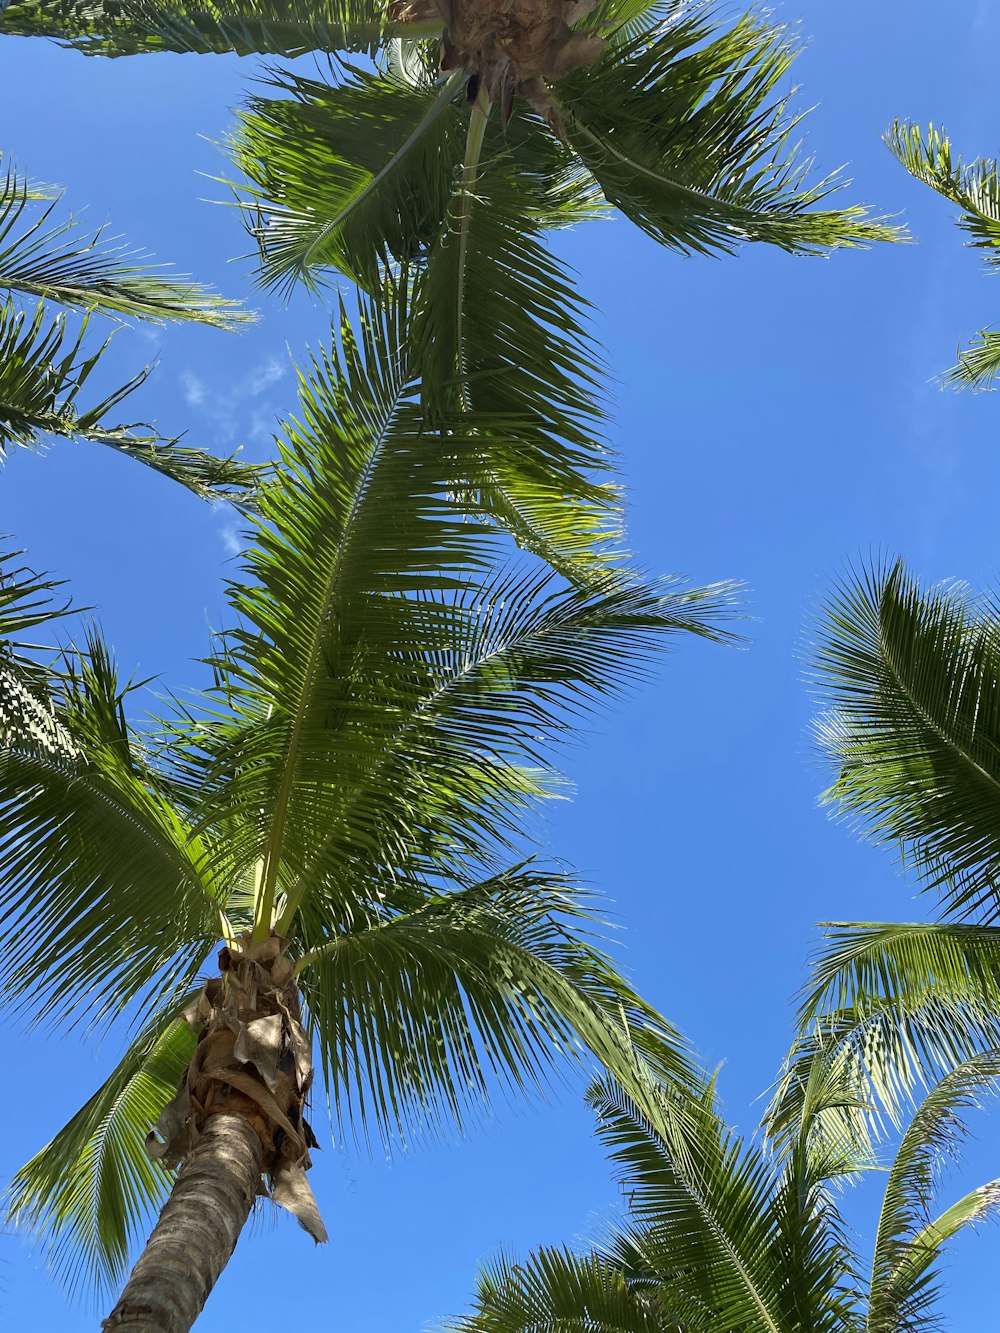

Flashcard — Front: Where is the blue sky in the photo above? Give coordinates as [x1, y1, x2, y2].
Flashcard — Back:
[5, 1, 1000, 1328]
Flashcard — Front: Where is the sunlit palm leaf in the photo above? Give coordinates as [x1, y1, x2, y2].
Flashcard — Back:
[447, 1246, 661, 1333]
[555, 10, 895, 258]
[232, 69, 617, 576]
[274, 562, 739, 936]
[0, 619, 220, 1033]
[6, 1001, 199, 1295]
[767, 921, 1000, 1162]
[233, 65, 467, 297]
[868, 1051, 1000, 1333]
[811, 558, 1000, 917]
[177, 294, 738, 933]
[589, 1076, 860, 1333]
[888, 121, 1000, 389]
[298, 865, 700, 1150]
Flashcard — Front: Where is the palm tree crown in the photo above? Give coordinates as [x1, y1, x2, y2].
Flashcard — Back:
[2, 293, 735, 1311]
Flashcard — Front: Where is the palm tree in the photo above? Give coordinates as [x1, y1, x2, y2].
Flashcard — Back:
[4, 0, 897, 576]
[888, 123, 1000, 389]
[2, 292, 735, 1332]
[0, 153, 262, 500]
[446, 1028, 1000, 1333]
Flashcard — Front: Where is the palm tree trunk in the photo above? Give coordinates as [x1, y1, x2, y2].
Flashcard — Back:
[101, 1112, 263, 1333]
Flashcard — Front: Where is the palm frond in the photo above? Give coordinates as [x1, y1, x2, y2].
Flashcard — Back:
[297, 864, 702, 1151]
[272, 561, 739, 935]
[811, 558, 1000, 916]
[0, 164, 251, 327]
[445, 1245, 661, 1333]
[1, 0, 428, 56]
[0, 625, 221, 1033]
[554, 10, 896, 258]
[887, 121, 1000, 389]
[0, 302, 264, 500]
[5, 999, 199, 1295]
[231, 69, 617, 576]
[888, 122, 1000, 261]
[232, 65, 467, 298]
[588, 1076, 859, 1333]
[179, 293, 738, 936]
[867, 1052, 1000, 1333]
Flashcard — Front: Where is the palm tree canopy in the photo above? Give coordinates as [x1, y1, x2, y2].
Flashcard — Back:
[888, 122, 1000, 389]
[5, 0, 898, 574]
[2, 293, 736, 1294]
[0, 155, 264, 499]
[448, 1038, 1000, 1333]
[223, 2, 896, 573]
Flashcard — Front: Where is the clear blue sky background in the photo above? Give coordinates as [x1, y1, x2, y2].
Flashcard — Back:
[5, 1, 1000, 1327]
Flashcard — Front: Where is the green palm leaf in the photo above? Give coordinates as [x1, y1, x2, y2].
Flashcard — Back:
[297, 864, 701, 1150]
[0, 301, 265, 499]
[868, 1051, 1000, 1333]
[888, 121, 1000, 388]
[765, 921, 1000, 1163]
[1, 0, 430, 56]
[811, 558, 1000, 917]
[0, 163, 251, 326]
[447, 1246, 661, 1333]
[589, 1075, 861, 1333]
[5, 999, 199, 1295]
[176, 294, 737, 937]
[554, 10, 895, 258]
[231, 68, 617, 576]
[0, 619, 221, 1033]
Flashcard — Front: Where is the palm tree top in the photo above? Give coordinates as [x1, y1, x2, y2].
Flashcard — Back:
[2, 292, 737, 1295]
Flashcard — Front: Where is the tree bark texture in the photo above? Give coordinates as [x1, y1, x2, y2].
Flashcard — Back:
[102, 1112, 262, 1333]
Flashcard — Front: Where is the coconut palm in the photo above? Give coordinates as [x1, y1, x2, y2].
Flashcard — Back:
[446, 1021, 1000, 1333]
[2, 291, 735, 1332]
[3, 0, 897, 575]
[889, 123, 1000, 390]
[0, 154, 262, 499]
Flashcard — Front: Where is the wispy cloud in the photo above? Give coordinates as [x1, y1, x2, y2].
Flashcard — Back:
[250, 356, 286, 397]
[217, 504, 248, 558]
[177, 354, 288, 555]
[181, 371, 206, 408]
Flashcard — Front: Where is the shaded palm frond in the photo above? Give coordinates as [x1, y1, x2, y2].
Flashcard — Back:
[888, 121, 1000, 389]
[1, 0, 408, 56]
[275, 561, 740, 933]
[298, 864, 702, 1151]
[0, 302, 264, 500]
[232, 65, 467, 298]
[231, 69, 617, 576]
[445, 1246, 661, 1333]
[0, 623, 220, 1034]
[556, 9, 896, 258]
[5, 999, 199, 1296]
[589, 1076, 860, 1333]
[177, 293, 739, 933]
[811, 558, 1000, 917]
[0, 164, 251, 327]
